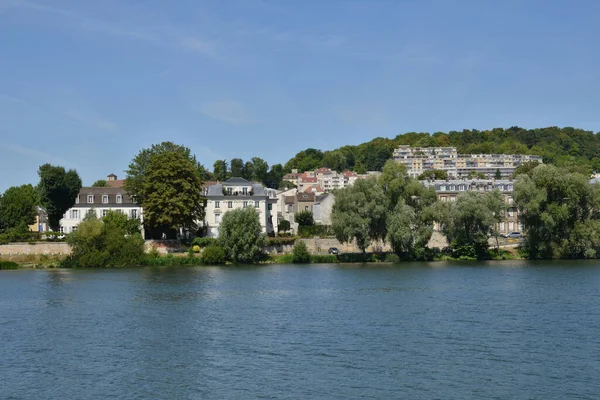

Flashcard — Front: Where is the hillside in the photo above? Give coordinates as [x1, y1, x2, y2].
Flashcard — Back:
[283, 126, 600, 175]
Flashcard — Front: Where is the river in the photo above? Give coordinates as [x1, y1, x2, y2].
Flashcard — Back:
[1, 261, 600, 399]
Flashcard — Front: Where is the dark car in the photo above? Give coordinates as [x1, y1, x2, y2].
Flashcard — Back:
[504, 232, 522, 239]
[328, 247, 339, 255]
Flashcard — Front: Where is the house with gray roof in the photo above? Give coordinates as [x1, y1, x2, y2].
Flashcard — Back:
[204, 177, 278, 237]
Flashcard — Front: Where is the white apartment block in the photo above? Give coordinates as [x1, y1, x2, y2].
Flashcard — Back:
[283, 168, 379, 192]
[59, 185, 143, 234]
[393, 145, 542, 179]
[204, 177, 278, 237]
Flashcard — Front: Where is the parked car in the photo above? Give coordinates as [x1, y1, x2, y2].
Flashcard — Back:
[328, 247, 339, 255]
[504, 232, 522, 239]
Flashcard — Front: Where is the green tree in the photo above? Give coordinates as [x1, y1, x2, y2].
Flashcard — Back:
[230, 158, 244, 177]
[515, 164, 600, 259]
[64, 210, 145, 268]
[513, 161, 541, 178]
[322, 150, 348, 172]
[494, 169, 502, 179]
[386, 200, 417, 257]
[125, 141, 203, 204]
[467, 171, 486, 180]
[243, 161, 255, 181]
[142, 150, 205, 235]
[101, 209, 141, 235]
[213, 160, 229, 182]
[331, 178, 387, 252]
[278, 219, 291, 233]
[292, 241, 310, 263]
[92, 179, 109, 187]
[294, 210, 314, 227]
[418, 169, 449, 180]
[444, 191, 497, 258]
[37, 164, 82, 231]
[251, 157, 269, 184]
[218, 208, 266, 263]
[265, 163, 285, 189]
[0, 184, 39, 232]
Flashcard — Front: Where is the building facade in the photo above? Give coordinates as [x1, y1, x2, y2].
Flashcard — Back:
[59, 185, 143, 234]
[393, 145, 542, 179]
[283, 168, 379, 192]
[422, 179, 521, 234]
[204, 177, 278, 237]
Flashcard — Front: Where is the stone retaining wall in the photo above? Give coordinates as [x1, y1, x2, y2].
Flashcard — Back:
[0, 242, 71, 255]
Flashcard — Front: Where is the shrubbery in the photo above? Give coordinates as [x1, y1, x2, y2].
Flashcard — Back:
[0, 261, 19, 269]
[292, 241, 310, 263]
[266, 236, 298, 246]
[298, 225, 334, 238]
[201, 245, 226, 265]
[191, 237, 217, 248]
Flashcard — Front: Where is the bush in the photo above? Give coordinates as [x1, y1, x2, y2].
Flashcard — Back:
[292, 241, 310, 263]
[309, 254, 338, 263]
[218, 208, 266, 263]
[294, 210, 314, 227]
[278, 219, 291, 233]
[0, 261, 18, 269]
[191, 237, 217, 248]
[201, 245, 226, 265]
[266, 236, 298, 246]
[298, 225, 334, 238]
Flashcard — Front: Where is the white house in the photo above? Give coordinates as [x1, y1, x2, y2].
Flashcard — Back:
[59, 183, 143, 234]
[204, 177, 278, 237]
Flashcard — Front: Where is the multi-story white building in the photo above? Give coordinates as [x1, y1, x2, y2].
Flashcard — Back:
[283, 168, 378, 192]
[204, 177, 278, 237]
[422, 179, 521, 234]
[393, 145, 542, 179]
[59, 179, 143, 234]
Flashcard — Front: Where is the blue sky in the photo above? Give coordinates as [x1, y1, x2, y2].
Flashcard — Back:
[1, 0, 599, 191]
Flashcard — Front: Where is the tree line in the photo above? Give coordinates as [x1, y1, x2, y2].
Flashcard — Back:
[283, 126, 600, 176]
[331, 160, 600, 260]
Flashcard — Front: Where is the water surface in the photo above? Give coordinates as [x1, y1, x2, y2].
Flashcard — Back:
[1, 261, 600, 399]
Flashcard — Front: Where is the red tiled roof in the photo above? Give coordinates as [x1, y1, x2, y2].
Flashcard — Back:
[315, 168, 332, 174]
[343, 171, 357, 177]
[301, 177, 317, 183]
[297, 192, 316, 202]
[304, 185, 324, 193]
[107, 179, 125, 188]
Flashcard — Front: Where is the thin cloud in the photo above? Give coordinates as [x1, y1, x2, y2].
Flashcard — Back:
[58, 106, 118, 133]
[198, 101, 256, 125]
[181, 37, 219, 59]
[1, 143, 80, 169]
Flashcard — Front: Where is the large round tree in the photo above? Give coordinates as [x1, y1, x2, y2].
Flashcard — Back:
[218, 208, 266, 263]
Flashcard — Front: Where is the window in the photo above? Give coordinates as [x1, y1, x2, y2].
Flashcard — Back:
[268, 204, 272, 211]
[87, 195, 94, 203]
[508, 208, 514, 217]
[507, 196, 513, 205]
[215, 213, 221, 224]
[450, 196, 456, 202]
[243, 201, 248, 208]
[130, 209, 138, 219]
[102, 210, 108, 217]
[508, 221, 514, 231]
[287, 204, 292, 212]
[75, 196, 80, 204]
[255, 201, 260, 208]
[59, 226, 65, 233]
[116, 195, 122, 204]
[227, 188, 232, 195]
[499, 222, 505, 232]
[305, 206, 309, 211]
[215, 201, 220, 209]
[102, 195, 109, 204]
[70, 210, 79, 219]
[242, 187, 248, 195]
[71, 226, 78, 232]
[228, 201, 233, 209]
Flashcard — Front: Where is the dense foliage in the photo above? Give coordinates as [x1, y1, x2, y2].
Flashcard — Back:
[278, 219, 291, 232]
[201, 245, 226, 264]
[218, 208, 266, 263]
[211, 157, 285, 189]
[37, 164, 82, 231]
[283, 126, 600, 174]
[92, 180, 109, 187]
[515, 164, 600, 259]
[0, 184, 39, 232]
[125, 142, 205, 238]
[63, 211, 145, 267]
[292, 241, 311, 263]
[294, 210, 314, 227]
